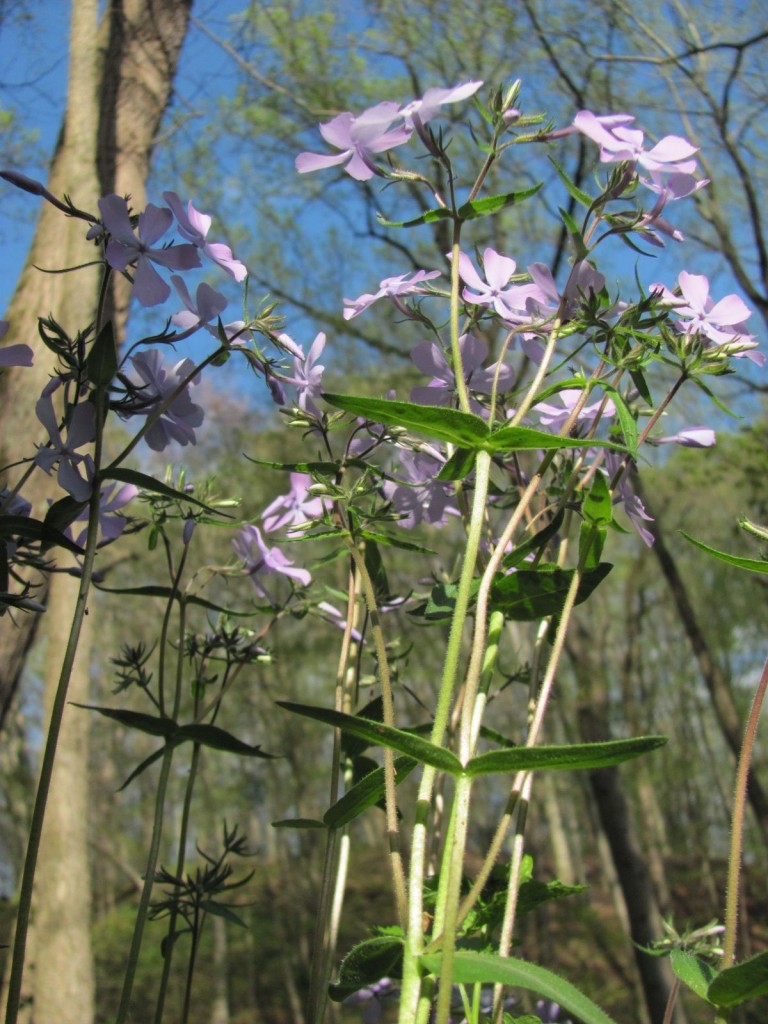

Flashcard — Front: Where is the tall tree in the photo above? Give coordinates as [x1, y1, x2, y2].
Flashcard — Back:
[0, 2, 192, 1021]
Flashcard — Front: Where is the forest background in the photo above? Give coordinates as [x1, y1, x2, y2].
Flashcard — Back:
[0, 1, 767, 1023]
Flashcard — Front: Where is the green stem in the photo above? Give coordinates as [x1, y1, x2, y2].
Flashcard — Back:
[722, 655, 768, 967]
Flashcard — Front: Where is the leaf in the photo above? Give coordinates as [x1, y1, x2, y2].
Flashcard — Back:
[86, 319, 117, 386]
[244, 455, 365, 474]
[342, 696, 384, 759]
[486, 424, 624, 455]
[117, 746, 165, 791]
[102, 467, 225, 514]
[174, 723, 275, 758]
[501, 512, 565, 570]
[548, 157, 594, 208]
[464, 735, 667, 778]
[420, 951, 618, 1024]
[271, 818, 326, 829]
[376, 206, 454, 229]
[72, 704, 178, 738]
[707, 950, 768, 1008]
[582, 473, 612, 527]
[670, 950, 717, 1002]
[517, 876, 588, 917]
[680, 532, 768, 575]
[322, 394, 489, 447]
[456, 185, 542, 220]
[436, 447, 477, 482]
[93, 583, 253, 615]
[199, 900, 247, 928]
[0, 513, 84, 555]
[277, 702, 463, 775]
[490, 563, 613, 620]
[43, 495, 89, 538]
[328, 935, 404, 1001]
[599, 383, 639, 457]
[323, 756, 418, 828]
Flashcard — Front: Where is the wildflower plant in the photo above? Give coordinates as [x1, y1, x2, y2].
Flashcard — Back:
[0, 74, 765, 1024]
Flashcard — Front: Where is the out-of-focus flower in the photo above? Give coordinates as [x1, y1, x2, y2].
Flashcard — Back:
[163, 191, 247, 281]
[534, 388, 615, 434]
[98, 194, 200, 306]
[296, 102, 412, 181]
[572, 111, 699, 176]
[605, 453, 654, 547]
[34, 394, 96, 502]
[0, 320, 33, 367]
[70, 482, 138, 548]
[343, 269, 441, 320]
[232, 524, 311, 604]
[382, 447, 458, 528]
[649, 426, 716, 448]
[262, 472, 327, 532]
[400, 80, 483, 128]
[289, 332, 326, 417]
[409, 334, 514, 410]
[123, 349, 204, 451]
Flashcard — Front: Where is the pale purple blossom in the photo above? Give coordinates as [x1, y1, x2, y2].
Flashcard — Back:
[262, 472, 327, 532]
[0, 320, 33, 366]
[34, 394, 96, 502]
[343, 269, 441, 320]
[232, 524, 311, 604]
[604, 453, 654, 547]
[400, 80, 483, 128]
[317, 601, 364, 644]
[296, 102, 412, 181]
[410, 334, 514, 410]
[98, 194, 200, 306]
[124, 349, 204, 451]
[649, 426, 716, 448]
[534, 389, 616, 434]
[170, 275, 251, 346]
[162, 191, 247, 281]
[382, 448, 458, 528]
[651, 272, 763, 364]
[290, 332, 326, 417]
[572, 111, 699, 176]
[455, 248, 552, 323]
[70, 482, 138, 548]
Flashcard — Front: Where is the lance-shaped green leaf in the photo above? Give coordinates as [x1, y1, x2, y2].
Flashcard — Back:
[490, 563, 612, 620]
[323, 755, 417, 828]
[93, 583, 253, 616]
[244, 455, 368, 474]
[329, 936, 404, 1001]
[322, 394, 489, 447]
[707, 950, 768, 1008]
[599, 382, 639, 458]
[501, 511, 564, 570]
[376, 206, 454, 229]
[670, 950, 717, 1002]
[582, 473, 612, 527]
[86, 319, 118, 386]
[173, 723, 275, 758]
[420, 951, 618, 1024]
[102, 467, 226, 514]
[277, 702, 463, 775]
[1, 513, 84, 555]
[485, 424, 624, 455]
[680, 532, 768, 575]
[73, 704, 178, 738]
[43, 495, 89, 538]
[464, 735, 667, 778]
[548, 157, 594, 208]
[456, 184, 542, 220]
[437, 447, 477, 481]
[272, 818, 326, 829]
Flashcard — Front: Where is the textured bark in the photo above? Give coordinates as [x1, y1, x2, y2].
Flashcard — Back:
[567, 621, 686, 1024]
[0, 3, 192, 1022]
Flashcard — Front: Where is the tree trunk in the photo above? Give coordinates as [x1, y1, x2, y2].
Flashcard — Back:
[567, 621, 686, 1024]
[0, 3, 192, 1021]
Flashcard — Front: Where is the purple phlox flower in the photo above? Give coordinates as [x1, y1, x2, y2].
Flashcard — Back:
[71, 481, 138, 548]
[232, 523, 311, 605]
[34, 393, 96, 502]
[0, 319, 33, 367]
[316, 601, 364, 644]
[651, 272, 763, 364]
[400, 80, 483, 129]
[274, 332, 305, 358]
[171, 275, 229, 333]
[563, 260, 605, 313]
[262, 472, 328, 532]
[296, 101, 412, 181]
[572, 111, 699, 176]
[455, 248, 551, 324]
[604, 453, 654, 547]
[124, 349, 204, 452]
[290, 332, 326, 417]
[649, 425, 716, 448]
[410, 335, 514, 411]
[343, 268, 441, 320]
[535, 388, 616, 435]
[536, 998, 573, 1024]
[382, 447, 459, 529]
[162, 191, 247, 281]
[638, 170, 709, 244]
[98, 194, 200, 306]
[343, 978, 398, 1024]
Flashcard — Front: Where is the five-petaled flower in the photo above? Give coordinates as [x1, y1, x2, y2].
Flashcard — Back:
[98, 194, 200, 306]
[262, 472, 327, 533]
[232, 524, 311, 605]
[456, 248, 556, 324]
[409, 334, 514, 412]
[34, 391, 96, 502]
[163, 191, 247, 281]
[295, 102, 412, 181]
[289, 332, 326, 417]
[343, 269, 441, 320]
[572, 111, 700, 176]
[123, 349, 205, 451]
[0, 320, 33, 367]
